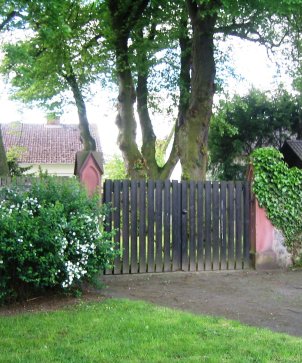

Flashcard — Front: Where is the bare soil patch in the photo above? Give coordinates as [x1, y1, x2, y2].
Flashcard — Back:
[0, 288, 105, 316]
[100, 269, 302, 337]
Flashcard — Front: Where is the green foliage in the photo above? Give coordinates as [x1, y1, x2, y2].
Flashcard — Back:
[0, 176, 116, 303]
[252, 147, 302, 263]
[209, 88, 301, 180]
[103, 155, 127, 180]
[6, 146, 32, 177]
[0, 0, 110, 112]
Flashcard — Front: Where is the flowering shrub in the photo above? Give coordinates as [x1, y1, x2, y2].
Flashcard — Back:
[0, 176, 116, 303]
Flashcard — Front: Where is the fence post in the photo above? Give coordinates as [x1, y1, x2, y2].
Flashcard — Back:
[74, 151, 103, 195]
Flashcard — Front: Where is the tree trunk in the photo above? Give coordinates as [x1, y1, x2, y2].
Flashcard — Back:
[108, 0, 150, 179]
[178, 0, 217, 180]
[65, 72, 96, 151]
[0, 127, 9, 177]
[115, 36, 148, 179]
[177, 17, 191, 128]
[137, 69, 158, 177]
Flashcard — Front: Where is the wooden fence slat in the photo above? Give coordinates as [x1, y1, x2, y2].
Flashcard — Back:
[220, 181, 227, 270]
[147, 180, 155, 272]
[243, 181, 250, 268]
[103, 179, 113, 275]
[189, 181, 196, 271]
[122, 180, 130, 274]
[212, 181, 220, 270]
[235, 181, 243, 269]
[164, 180, 171, 272]
[103, 179, 113, 227]
[139, 180, 146, 273]
[155, 180, 163, 272]
[197, 181, 204, 271]
[172, 180, 181, 271]
[130, 181, 138, 273]
[113, 181, 121, 274]
[181, 181, 188, 271]
[228, 182, 235, 269]
[205, 182, 212, 270]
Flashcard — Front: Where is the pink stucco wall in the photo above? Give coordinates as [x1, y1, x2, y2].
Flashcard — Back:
[79, 155, 101, 195]
[255, 199, 274, 253]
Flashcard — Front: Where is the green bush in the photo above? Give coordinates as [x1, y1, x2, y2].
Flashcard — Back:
[252, 147, 302, 264]
[0, 176, 116, 303]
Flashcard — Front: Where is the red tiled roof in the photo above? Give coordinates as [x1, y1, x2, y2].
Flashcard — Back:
[1, 123, 103, 164]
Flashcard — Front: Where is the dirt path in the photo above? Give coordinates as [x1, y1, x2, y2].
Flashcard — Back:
[100, 269, 302, 337]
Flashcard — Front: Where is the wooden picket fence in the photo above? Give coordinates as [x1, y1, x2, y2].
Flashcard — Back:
[103, 179, 252, 274]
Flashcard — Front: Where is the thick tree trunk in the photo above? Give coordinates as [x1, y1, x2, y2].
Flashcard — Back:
[66, 72, 96, 151]
[136, 26, 179, 180]
[137, 66, 158, 177]
[0, 127, 9, 176]
[177, 17, 191, 128]
[178, 0, 217, 180]
[115, 36, 147, 179]
[108, 0, 150, 179]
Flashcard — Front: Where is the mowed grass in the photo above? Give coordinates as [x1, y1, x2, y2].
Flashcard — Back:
[0, 299, 301, 363]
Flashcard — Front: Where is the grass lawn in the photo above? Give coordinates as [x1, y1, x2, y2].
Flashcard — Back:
[0, 299, 301, 363]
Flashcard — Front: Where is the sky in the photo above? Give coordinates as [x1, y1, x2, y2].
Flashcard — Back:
[0, 37, 291, 161]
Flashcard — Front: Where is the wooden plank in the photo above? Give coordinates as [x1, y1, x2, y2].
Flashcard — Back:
[164, 180, 171, 272]
[228, 182, 235, 269]
[235, 181, 243, 269]
[122, 180, 130, 274]
[147, 180, 155, 272]
[205, 182, 212, 270]
[103, 179, 113, 217]
[155, 180, 163, 272]
[130, 181, 138, 273]
[249, 186, 256, 269]
[197, 181, 204, 271]
[220, 181, 227, 270]
[243, 181, 251, 268]
[212, 181, 220, 270]
[181, 181, 188, 271]
[189, 181, 196, 271]
[139, 180, 146, 273]
[113, 181, 121, 274]
[103, 179, 113, 275]
[172, 180, 181, 271]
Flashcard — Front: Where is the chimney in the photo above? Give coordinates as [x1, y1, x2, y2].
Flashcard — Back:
[46, 113, 61, 126]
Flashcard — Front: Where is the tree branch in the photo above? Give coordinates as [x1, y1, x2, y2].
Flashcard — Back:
[0, 11, 22, 31]
[215, 14, 290, 49]
[83, 34, 103, 50]
[224, 28, 289, 48]
[158, 126, 179, 179]
[63, 66, 96, 151]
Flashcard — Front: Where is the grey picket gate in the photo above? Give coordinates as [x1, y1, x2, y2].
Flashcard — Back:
[103, 179, 251, 274]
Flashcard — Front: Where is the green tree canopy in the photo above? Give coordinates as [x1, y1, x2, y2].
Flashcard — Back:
[209, 88, 302, 180]
[2, 0, 302, 178]
[0, 0, 111, 150]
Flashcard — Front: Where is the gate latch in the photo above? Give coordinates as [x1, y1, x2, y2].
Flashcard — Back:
[182, 209, 187, 215]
